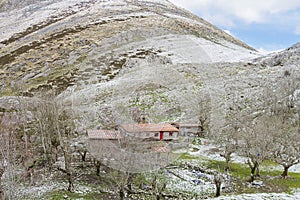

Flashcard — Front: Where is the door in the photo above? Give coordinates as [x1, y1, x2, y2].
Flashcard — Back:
[159, 131, 163, 140]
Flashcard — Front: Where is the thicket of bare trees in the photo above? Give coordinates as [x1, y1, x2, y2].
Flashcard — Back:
[266, 75, 300, 178]
[0, 93, 79, 198]
[32, 95, 76, 192]
[0, 110, 25, 199]
[208, 72, 300, 185]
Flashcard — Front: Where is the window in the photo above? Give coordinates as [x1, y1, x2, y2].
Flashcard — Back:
[169, 132, 173, 136]
[154, 133, 158, 137]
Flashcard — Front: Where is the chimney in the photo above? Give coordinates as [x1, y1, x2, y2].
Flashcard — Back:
[140, 117, 146, 124]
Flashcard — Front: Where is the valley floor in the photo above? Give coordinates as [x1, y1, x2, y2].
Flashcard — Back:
[4, 138, 300, 200]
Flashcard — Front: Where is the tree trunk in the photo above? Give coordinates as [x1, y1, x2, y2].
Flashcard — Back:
[0, 190, 3, 200]
[197, 125, 204, 138]
[127, 173, 133, 193]
[214, 173, 222, 197]
[250, 166, 256, 182]
[67, 171, 74, 192]
[152, 175, 157, 191]
[220, 152, 231, 172]
[80, 151, 87, 162]
[119, 185, 125, 200]
[63, 149, 74, 192]
[215, 183, 221, 197]
[95, 161, 101, 176]
[248, 160, 259, 182]
[0, 168, 4, 200]
[281, 165, 290, 178]
[157, 182, 166, 200]
[156, 194, 161, 200]
[256, 166, 260, 177]
[152, 175, 159, 199]
[225, 156, 231, 172]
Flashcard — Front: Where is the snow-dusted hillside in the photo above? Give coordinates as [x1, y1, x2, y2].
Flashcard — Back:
[0, 0, 299, 129]
[0, 0, 263, 126]
[0, 0, 300, 199]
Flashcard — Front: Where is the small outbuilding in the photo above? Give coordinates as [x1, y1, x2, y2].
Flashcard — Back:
[171, 123, 201, 136]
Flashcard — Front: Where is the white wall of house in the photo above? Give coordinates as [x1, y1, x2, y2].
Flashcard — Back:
[132, 132, 157, 139]
[131, 131, 178, 140]
[179, 127, 199, 136]
[162, 131, 178, 140]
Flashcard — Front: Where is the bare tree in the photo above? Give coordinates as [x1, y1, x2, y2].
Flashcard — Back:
[0, 111, 24, 199]
[213, 172, 223, 197]
[272, 125, 300, 178]
[239, 117, 274, 182]
[150, 170, 167, 200]
[196, 93, 211, 137]
[0, 167, 3, 200]
[32, 96, 75, 192]
[219, 134, 237, 173]
[56, 109, 75, 192]
[33, 99, 59, 168]
[266, 75, 300, 178]
[216, 92, 247, 172]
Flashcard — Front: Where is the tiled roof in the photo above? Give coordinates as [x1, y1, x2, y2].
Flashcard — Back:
[151, 144, 171, 153]
[87, 129, 122, 140]
[171, 123, 201, 128]
[120, 123, 179, 133]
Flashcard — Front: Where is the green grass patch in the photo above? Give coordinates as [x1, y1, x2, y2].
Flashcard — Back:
[29, 64, 77, 87]
[43, 190, 104, 200]
[265, 172, 300, 191]
[0, 88, 17, 97]
[178, 153, 198, 160]
[261, 160, 278, 166]
[203, 159, 300, 193]
[202, 160, 244, 174]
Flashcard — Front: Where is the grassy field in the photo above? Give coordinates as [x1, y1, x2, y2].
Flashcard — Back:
[202, 158, 300, 194]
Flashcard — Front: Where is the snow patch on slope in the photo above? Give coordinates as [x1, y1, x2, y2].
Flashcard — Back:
[113, 34, 261, 64]
[0, 0, 86, 42]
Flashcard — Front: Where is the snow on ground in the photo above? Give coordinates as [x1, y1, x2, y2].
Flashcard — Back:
[166, 168, 215, 196]
[290, 163, 300, 173]
[110, 34, 261, 64]
[185, 139, 300, 199]
[15, 182, 66, 199]
[188, 138, 300, 173]
[164, 13, 210, 29]
[0, 0, 85, 42]
[211, 189, 300, 200]
[0, 0, 142, 43]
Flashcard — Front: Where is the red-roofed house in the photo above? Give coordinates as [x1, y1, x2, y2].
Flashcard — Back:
[119, 123, 179, 141]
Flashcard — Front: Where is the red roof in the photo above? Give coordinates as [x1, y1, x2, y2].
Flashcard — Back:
[151, 144, 171, 153]
[120, 123, 179, 133]
[87, 129, 122, 140]
[171, 123, 201, 128]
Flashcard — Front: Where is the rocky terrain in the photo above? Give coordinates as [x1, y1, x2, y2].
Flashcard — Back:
[0, 0, 299, 199]
[0, 0, 267, 128]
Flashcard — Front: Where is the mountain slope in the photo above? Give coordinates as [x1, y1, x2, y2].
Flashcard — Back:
[1, 0, 298, 130]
